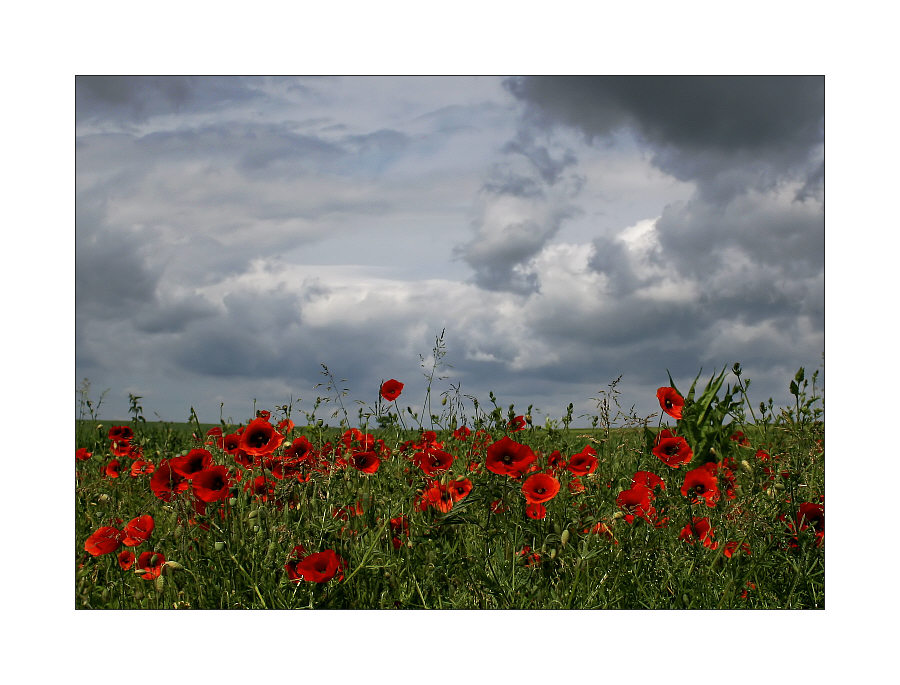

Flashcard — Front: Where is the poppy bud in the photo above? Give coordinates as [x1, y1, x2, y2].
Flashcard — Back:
[229, 497, 237, 506]
[561, 529, 570, 547]
[550, 548, 557, 559]
[613, 511, 624, 519]
[740, 460, 752, 474]
[155, 575, 165, 592]
[98, 494, 110, 503]
[162, 561, 184, 575]
[774, 482, 785, 491]
[441, 396, 447, 406]
[248, 510, 259, 519]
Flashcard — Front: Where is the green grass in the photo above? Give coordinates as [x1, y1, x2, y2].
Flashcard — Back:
[75, 395, 824, 610]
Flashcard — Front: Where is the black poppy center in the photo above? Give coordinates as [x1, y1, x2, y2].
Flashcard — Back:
[501, 454, 513, 464]
[248, 431, 269, 448]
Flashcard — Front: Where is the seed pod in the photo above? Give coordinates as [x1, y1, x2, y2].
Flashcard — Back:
[228, 497, 237, 506]
[214, 541, 226, 551]
[560, 529, 571, 547]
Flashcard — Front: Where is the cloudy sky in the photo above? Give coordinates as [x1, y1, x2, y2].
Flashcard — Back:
[75, 75, 824, 426]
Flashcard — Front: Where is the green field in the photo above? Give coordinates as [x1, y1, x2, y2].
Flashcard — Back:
[75, 367, 824, 610]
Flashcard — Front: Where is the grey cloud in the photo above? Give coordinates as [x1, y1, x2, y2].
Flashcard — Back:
[505, 76, 824, 185]
[76, 76, 272, 125]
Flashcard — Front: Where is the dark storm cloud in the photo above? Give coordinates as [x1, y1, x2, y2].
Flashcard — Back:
[504, 76, 824, 185]
[76, 76, 274, 125]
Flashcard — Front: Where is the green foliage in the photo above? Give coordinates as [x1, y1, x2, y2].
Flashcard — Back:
[75, 363, 824, 610]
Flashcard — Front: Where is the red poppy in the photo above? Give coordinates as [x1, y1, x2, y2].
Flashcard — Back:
[380, 379, 404, 402]
[283, 436, 315, 463]
[755, 449, 770, 461]
[76, 448, 92, 461]
[244, 474, 275, 501]
[585, 521, 618, 544]
[287, 549, 346, 583]
[390, 515, 410, 550]
[122, 515, 154, 546]
[169, 449, 214, 478]
[130, 459, 155, 477]
[656, 387, 684, 420]
[416, 448, 454, 476]
[221, 432, 242, 454]
[525, 502, 547, 519]
[110, 440, 133, 457]
[730, 431, 751, 447]
[489, 499, 509, 514]
[723, 541, 752, 559]
[150, 460, 189, 501]
[615, 485, 657, 524]
[566, 448, 598, 476]
[485, 436, 536, 477]
[417, 481, 456, 513]
[632, 471, 666, 493]
[108, 425, 134, 443]
[680, 466, 720, 507]
[277, 418, 295, 434]
[568, 477, 586, 494]
[678, 517, 718, 549]
[448, 477, 473, 502]
[796, 502, 825, 546]
[452, 426, 471, 441]
[118, 550, 135, 570]
[136, 551, 166, 580]
[238, 418, 285, 457]
[104, 459, 122, 478]
[84, 526, 125, 556]
[508, 415, 527, 432]
[192, 465, 232, 503]
[652, 429, 693, 468]
[349, 450, 381, 474]
[521, 472, 561, 504]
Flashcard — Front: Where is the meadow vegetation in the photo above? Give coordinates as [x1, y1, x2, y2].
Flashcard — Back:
[75, 342, 824, 610]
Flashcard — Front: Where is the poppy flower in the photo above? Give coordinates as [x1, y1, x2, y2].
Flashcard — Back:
[192, 465, 232, 503]
[585, 521, 618, 543]
[522, 472, 561, 504]
[239, 418, 285, 457]
[244, 474, 275, 502]
[796, 502, 825, 546]
[508, 415, 527, 432]
[632, 471, 666, 493]
[288, 549, 345, 583]
[104, 459, 122, 479]
[489, 499, 509, 514]
[678, 517, 718, 549]
[568, 478, 586, 494]
[755, 449, 770, 461]
[84, 526, 125, 556]
[448, 477, 473, 502]
[416, 481, 456, 513]
[283, 436, 315, 463]
[277, 418, 295, 434]
[652, 430, 693, 468]
[221, 432, 242, 454]
[616, 485, 657, 524]
[525, 502, 547, 519]
[136, 551, 166, 580]
[566, 449, 598, 476]
[680, 466, 720, 507]
[108, 425, 134, 443]
[76, 448, 92, 461]
[130, 459, 155, 477]
[169, 449, 214, 478]
[723, 541, 752, 559]
[390, 515, 410, 550]
[656, 387, 684, 420]
[150, 460, 189, 502]
[380, 379, 404, 402]
[118, 550, 135, 570]
[349, 451, 381, 474]
[122, 515, 154, 546]
[452, 426, 471, 441]
[416, 448, 454, 476]
[110, 440, 134, 457]
[485, 436, 537, 477]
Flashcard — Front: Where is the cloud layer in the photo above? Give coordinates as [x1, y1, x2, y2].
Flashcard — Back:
[76, 76, 823, 425]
